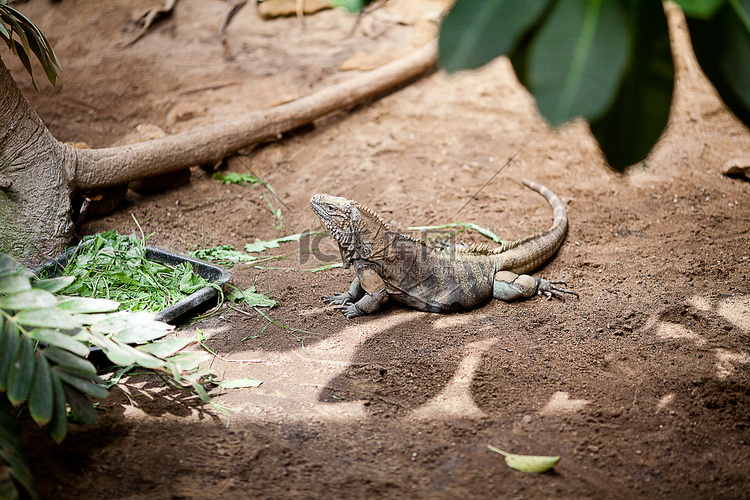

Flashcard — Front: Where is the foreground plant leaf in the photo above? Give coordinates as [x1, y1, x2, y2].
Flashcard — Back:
[439, 0, 552, 73]
[487, 444, 561, 473]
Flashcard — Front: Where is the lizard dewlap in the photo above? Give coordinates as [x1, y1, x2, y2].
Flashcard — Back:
[310, 179, 576, 319]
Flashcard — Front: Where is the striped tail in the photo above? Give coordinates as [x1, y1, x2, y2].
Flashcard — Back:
[491, 178, 569, 274]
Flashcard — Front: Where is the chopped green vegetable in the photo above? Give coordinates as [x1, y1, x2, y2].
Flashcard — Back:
[189, 245, 257, 268]
[47, 230, 213, 314]
[212, 172, 261, 185]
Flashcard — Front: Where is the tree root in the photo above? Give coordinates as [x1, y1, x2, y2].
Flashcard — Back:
[73, 42, 438, 190]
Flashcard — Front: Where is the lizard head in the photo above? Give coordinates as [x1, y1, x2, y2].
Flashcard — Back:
[310, 193, 389, 265]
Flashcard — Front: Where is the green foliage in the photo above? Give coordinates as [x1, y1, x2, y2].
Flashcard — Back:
[0, 2, 61, 90]
[439, 0, 750, 170]
[49, 231, 214, 313]
[0, 253, 212, 499]
[439, 0, 551, 73]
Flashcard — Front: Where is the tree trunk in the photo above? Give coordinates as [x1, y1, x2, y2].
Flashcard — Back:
[0, 44, 437, 266]
[0, 55, 76, 265]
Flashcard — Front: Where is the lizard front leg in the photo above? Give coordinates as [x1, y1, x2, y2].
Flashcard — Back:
[329, 265, 389, 319]
[493, 270, 578, 301]
[323, 277, 365, 305]
[335, 288, 388, 319]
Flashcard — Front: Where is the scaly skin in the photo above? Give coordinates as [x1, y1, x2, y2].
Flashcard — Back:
[310, 178, 576, 319]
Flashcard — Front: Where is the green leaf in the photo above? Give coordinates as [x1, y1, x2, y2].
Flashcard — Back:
[0, 320, 19, 392]
[487, 445, 561, 473]
[78, 331, 137, 366]
[61, 385, 97, 425]
[439, 0, 552, 73]
[169, 352, 212, 373]
[47, 371, 68, 443]
[189, 245, 257, 265]
[675, 0, 726, 18]
[212, 172, 260, 185]
[0, 273, 31, 295]
[0, 18, 10, 41]
[29, 353, 53, 425]
[41, 347, 96, 374]
[688, 0, 750, 128]
[89, 311, 173, 344]
[27, 328, 89, 358]
[13, 308, 77, 330]
[0, 399, 37, 500]
[52, 367, 108, 400]
[226, 287, 277, 308]
[244, 233, 305, 253]
[525, 0, 630, 126]
[0, 3, 61, 87]
[0, 289, 56, 311]
[218, 377, 262, 389]
[137, 338, 194, 358]
[589, 0, 674, 169]
[31, 276, 75, 293]
[6, 335, 34, 406]
[55, 296, 120, 314]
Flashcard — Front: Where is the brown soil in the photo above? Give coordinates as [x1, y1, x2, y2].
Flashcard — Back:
[9, 1, 750, 498]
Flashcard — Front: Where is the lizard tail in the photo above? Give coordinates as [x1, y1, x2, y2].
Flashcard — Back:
[491, 178, 569, 274]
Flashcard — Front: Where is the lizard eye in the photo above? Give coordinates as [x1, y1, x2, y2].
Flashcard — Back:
[326, 204, 337, 213]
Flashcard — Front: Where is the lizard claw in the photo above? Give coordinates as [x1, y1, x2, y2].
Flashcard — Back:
[537, 279, 579, 300]
[323, 292, 352, 306]
[332, 301, 364, 319]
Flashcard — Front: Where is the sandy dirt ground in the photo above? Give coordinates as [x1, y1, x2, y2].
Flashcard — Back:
[7, 0, 750, 498]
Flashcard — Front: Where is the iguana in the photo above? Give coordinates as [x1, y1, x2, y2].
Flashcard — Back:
[310, 178, 576, 319]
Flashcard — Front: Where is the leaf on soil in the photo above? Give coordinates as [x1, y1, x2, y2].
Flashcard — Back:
[212, 172, 261, 185]
[227, 286, 277, 308]
[487, 445, 560, 473]
[243, 233, 304, 253]
[189, 245, 257, 266]
[218, 377, 262, 389]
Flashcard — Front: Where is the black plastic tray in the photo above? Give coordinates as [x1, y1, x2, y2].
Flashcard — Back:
[35, 244, 231, 324]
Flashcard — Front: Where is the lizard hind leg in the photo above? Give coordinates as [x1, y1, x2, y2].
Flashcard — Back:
[493, 270, 578, 301]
